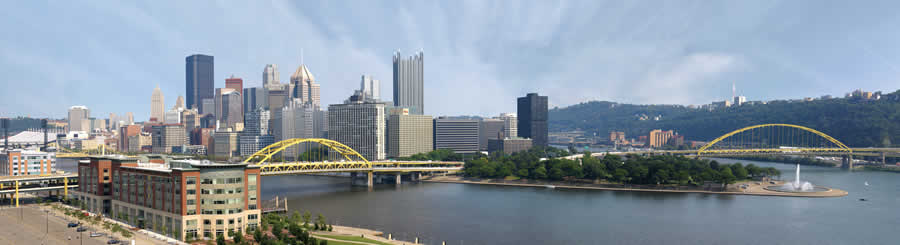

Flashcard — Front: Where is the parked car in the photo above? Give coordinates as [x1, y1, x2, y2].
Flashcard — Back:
[67, 223, 79, 228]
[90, 232, 105, 237]
[76, 227, 88, 232]
[107, 239, 120, 244]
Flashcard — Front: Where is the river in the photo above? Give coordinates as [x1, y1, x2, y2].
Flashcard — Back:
[261, 159, 900, 245]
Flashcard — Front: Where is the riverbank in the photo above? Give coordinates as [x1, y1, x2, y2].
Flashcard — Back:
[311, 225, 419, 245]
[421, 176, 848, 198]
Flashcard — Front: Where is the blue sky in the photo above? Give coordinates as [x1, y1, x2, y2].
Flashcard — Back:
[2, 0, 899, 121]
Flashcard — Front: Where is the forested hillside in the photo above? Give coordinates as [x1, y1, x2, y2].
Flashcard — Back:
[549, 90, 900, 147]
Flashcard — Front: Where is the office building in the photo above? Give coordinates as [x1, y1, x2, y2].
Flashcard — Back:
[173, 96, 185, 110]
[361, 75, 380, 101]
[125, 112, 134, 125]
[487, 137, 533, 155]
[190, 128, 214, 150]
[263, 64, 279, 85]
[517, 93, 548, 147]
[648, 129, 675, 148]
[479, 119, 505, 151]
[240, 108, 274, 157]
[433, 117, 479, 154]
[76, 156, 261, 241]
[165, 108, 184, 124]
[201, 98, 216, 117]
[220, 90, 243, 130]
[127, 132, 151, 153]
[118, 125, 141, 152]
[243, 87, 267, 113]
[212, 131, 239, 158]
[290, 64, 320, 106]
[225, 76, 243, 95]
[388, 112, 433, 158]
[281, 99, 326, 160]
[181, 109, 200, 138]
[151, 85, 165, 122]
[328, 101, 386, 161]
[151, 124, 187, 153]
[266, 87, 289, 141]
[68, 105, 90, 132]
[0, 149, 56, 176]
[90, 118, 107, 132]
[186, 54, 214, 112]
[497, 113, 517, 140]
[393, 51, 424, 115]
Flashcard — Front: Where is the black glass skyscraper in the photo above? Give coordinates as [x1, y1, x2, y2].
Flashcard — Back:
[186, 54, 214, 114]
[517, 93, 548, 147]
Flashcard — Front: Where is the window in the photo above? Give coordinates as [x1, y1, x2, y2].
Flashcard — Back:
[216, 219, 223, 225]
[228, 219, 234, 225]
[186, 177, 196, 185]
[248, 214, 258, 220]
[203, 219, 211, 225]
[186, 189, 196, 195]
[186, 220, 197, 226]
[214, 189, 224, 194]
[186, 200, 195, 205]
[201, 178, 213, 184]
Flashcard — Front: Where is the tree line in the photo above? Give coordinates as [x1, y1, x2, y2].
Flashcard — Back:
[461, 148, 781, 186]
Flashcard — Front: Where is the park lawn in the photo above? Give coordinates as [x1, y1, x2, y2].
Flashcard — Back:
[314, 234, 394, 245]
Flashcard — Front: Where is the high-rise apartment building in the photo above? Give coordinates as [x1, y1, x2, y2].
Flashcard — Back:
[151, 85, 165, 122]
[226, 75, 243, 95]
[434, 117, 480, 154]
[517, 93, 548, 147]
[328, 101, 386, 161]
[151, 124, 187, 153]
[76, 156, 261, 241]
[186, 54, 214, 112]
[479, 119, 505, 151]
[648, 129, 675, 148]
[361, 75, 380, 101]
[388, 112, 433, 158]
[393, 51, 424, 115]
[68, 106, 90, 132]
[263, 64, 279, 85]
[290, 64, 320, 106]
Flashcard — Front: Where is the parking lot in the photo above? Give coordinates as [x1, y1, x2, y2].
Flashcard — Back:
[0, 205, 125, 245]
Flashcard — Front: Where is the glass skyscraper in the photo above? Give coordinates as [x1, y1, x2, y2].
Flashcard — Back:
[392, 51, 424, 115]
[517, 93, 548, 147]
[185, 54, 214, 114]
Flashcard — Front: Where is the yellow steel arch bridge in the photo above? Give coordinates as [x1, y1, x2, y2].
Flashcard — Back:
[242, 138, 463, 176]
[696, 124, 853, 156]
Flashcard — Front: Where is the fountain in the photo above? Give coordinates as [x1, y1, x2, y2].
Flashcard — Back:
[764, 164, 829, 193]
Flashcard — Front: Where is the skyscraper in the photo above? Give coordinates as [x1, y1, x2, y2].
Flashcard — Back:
[226, 75, 243, 95]
[221, 90, 243, 130]
[263, 64, 279, 85]
[328, 100, 386, 161]
[186, 54, 214, 113]
[393, 51, 424, 115]
[281, 99, 325, 160]
[243, 87, 268, 114]
[361, 75, 380, 101]
[517, 93, 548, 147]
[290, 64, 320, 106]
[173, 96, 185, 110]
[151, 85, 165, 122]
[388, 112, 433, 158]
[479, 118, 505, 151]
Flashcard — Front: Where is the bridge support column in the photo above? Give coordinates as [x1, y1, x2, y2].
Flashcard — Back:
[882, 152, 887, 166]
[14, 180, 18, 207]
[395, 173, 402, 185]
[841, 155, 854, 169]
[63, 177, 68, 199]
[367, 171, 373, 187]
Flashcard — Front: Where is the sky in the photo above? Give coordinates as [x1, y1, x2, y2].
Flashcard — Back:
[2, 0, 900, 121]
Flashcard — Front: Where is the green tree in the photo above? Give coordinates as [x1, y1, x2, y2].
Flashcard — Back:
[254, 228, 265, 243]
[532, 166, 548, 179]
[719, 167, 736, 187]
[548, 166, 565, 180]
[303, 211, 312, 226]
[233, 229, 243, 244]
[613, 168, 629, 183]
[216, 233, 226, 245]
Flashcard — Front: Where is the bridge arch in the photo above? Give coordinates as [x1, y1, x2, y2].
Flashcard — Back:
[242, 138, 371, 167]
[697, 124, 851, 156]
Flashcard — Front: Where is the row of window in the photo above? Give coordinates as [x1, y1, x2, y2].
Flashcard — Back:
[199, 177, 243, 185]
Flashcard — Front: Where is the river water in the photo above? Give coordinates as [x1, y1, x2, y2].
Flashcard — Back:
[261, 159, 900, 245]
[58, 158, 900, 244]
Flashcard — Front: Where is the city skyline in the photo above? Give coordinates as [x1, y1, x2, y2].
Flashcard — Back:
[3, 1, 900, 120]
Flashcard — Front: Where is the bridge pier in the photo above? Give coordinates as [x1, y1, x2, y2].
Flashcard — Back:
[882, 152, 887, 166]
[395, 173, 402, 185]
[841, 155, 854, 169]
